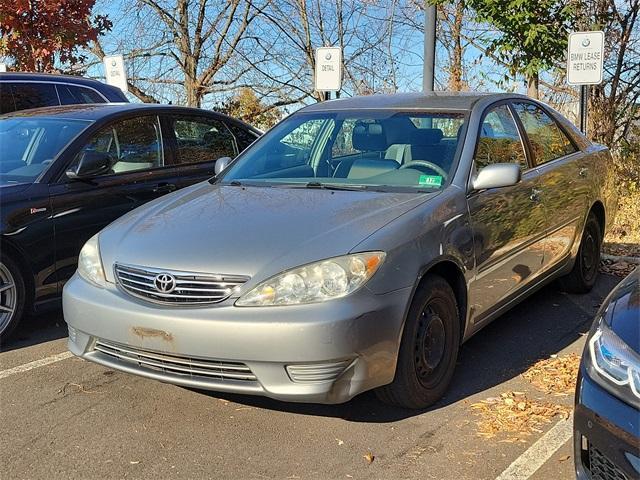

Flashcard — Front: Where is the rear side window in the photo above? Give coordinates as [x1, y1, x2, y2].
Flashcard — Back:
[57, 85, 106, 104]
[226, 122, 259, 152]
[11, 83, 59, 111]
[512, 102, 577, 165]
[474, 104, 527, 170]
[170, 116, 237, 165]
[0, 83, 15, 113]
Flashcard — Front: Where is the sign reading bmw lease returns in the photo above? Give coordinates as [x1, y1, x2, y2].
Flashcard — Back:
[103, 54, 129, 92]
[567, 31, 604, 85]
[315, 47, 342, 92]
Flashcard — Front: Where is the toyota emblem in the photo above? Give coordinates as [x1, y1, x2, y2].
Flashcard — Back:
[154, 273, 176, 293]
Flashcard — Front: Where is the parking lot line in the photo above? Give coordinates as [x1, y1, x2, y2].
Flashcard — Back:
[495, 414, 574, 480]
[0, 351, 73, 380]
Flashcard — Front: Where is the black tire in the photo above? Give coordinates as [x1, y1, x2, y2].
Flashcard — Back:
[0, 253, 26, 343]
[557, 213, 602, 293]
[376, 274, 460, 409]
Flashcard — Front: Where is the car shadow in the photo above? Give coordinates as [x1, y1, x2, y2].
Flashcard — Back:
[0, 307, 68, 353]
[189, 274, 621, 423]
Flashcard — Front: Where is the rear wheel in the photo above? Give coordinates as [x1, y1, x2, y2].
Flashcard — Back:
[0, 254, 26, 342]
[376, 275, 460, 409]
[558, 213, 601, 293]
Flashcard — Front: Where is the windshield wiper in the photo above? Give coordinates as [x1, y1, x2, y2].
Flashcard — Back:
[301, 181, 368, 191]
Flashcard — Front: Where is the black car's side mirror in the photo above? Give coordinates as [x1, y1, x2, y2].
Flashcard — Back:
[66, 151, 113, 180]
[214, 156, 232, 176]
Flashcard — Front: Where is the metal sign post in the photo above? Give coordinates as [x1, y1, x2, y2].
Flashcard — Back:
[567, 31, 605, 135]
[314, 47, 342, 101]
[103, 54, 129, 93]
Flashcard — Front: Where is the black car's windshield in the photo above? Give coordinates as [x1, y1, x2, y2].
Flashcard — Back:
[222, 110, 467, 191]
[0, 117, 90, 185]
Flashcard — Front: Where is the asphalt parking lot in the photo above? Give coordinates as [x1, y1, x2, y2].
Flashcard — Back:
[0, 274, 621, 480]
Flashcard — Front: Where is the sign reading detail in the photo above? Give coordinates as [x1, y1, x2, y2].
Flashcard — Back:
[567, 31, 604, 85]
[103, 54, 129, 92]
[315, 47, 342, 92]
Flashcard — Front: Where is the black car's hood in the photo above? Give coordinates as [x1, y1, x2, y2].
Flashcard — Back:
[99, 182, 436, 281]
[605, 269, 640, 355]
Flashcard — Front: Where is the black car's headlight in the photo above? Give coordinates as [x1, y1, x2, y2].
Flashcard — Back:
[586, 318, 640, 409]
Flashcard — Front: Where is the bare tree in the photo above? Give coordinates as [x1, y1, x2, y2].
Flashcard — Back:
[254, 0, 396, 103]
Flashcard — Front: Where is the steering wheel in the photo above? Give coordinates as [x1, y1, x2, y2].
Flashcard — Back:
[399, 160, 448, 179]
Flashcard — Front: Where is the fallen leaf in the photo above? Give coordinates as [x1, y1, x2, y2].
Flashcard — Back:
[559, 455, 571, 462]
[130, 461, 140, 465]
[363, 452, 375, 464]
[336, 438, 344, 446]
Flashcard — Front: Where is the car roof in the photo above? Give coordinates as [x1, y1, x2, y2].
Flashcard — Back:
[299, 92, 531, 113]
[0, 102, 261, 132]
[0, 72, 112, 89]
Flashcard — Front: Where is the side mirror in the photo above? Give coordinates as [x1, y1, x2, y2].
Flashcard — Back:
[214, 156, 232, 176]
[471, 163, 521, 191]
[66, 151, 113, 179]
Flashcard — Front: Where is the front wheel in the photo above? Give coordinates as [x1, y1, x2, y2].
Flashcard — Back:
[557, 213, 601, 293]
[0, 254, 26, 342]
[376, 274, 460, 409]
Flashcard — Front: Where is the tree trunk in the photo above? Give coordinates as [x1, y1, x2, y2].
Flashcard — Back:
[448, 0, 465, 91]
[527, 73, 539, 99]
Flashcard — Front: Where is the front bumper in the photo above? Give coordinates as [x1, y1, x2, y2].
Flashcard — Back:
[574, 369, 640, 480]
[63, 273, 412, 404]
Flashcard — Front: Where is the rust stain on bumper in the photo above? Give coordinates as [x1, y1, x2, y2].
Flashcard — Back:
[131, 327, 173, 342]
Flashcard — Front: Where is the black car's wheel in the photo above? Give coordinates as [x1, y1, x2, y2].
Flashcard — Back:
[376, 274, 460, 409]
[558, 213, 602, 293]
[0, 254, 26, 342]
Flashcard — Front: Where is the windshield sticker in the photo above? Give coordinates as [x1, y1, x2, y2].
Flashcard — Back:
[418, 175, 443, 187]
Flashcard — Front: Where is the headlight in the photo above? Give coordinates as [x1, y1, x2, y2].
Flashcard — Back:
[77, 233, 106, 287]
[236, 252, 385, 306]
[587, 319, 640, 408]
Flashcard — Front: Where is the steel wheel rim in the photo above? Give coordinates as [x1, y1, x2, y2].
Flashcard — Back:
[415, 302, 447, 387]
[581, 230, 598, 281]
[0, 263, 17, 334]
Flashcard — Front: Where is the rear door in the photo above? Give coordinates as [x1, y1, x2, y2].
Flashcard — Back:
[467, 102, 546, 322]
[48, 113, 180, 286]
[511, 101, 588, 270]
[161, 113, 239, 189]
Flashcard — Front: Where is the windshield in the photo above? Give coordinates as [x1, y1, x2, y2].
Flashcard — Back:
[222, 110, 467, 191]
[0, 117, 90, 185]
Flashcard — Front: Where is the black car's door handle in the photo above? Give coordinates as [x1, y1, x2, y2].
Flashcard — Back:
[153, 183, 177, 194]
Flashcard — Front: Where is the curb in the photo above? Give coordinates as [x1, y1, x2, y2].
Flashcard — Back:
[601, 253, 640, 264]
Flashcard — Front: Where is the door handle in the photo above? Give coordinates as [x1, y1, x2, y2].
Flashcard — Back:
[153, 183, 177, 194]
[530, 188, 542, 202]
[579, 167, 588, 177]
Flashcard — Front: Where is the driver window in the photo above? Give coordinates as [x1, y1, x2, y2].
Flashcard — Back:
[71, 116, 163, 176]
[474, 105, 527, 170]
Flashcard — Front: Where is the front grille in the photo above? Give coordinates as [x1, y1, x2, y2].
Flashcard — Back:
[588, 444, 628, 480]
[114, 263, 248, 305]
[94, 340, 257, 382]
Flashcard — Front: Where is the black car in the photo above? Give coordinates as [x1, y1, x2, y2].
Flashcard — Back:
[1, 73, 129, 114]
[574, 268, 640, 479]
[0, 103, 260, 340]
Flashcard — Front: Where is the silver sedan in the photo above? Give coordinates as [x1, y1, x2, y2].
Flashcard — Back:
[63, 93, 617, 408]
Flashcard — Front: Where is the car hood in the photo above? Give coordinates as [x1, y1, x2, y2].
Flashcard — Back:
[100, 182, 436, 282]
[605, 269, 640, 355]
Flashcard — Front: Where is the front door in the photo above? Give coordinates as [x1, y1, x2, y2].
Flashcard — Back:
[48, 114, 180, 288]
[467, 103, 546, 323]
